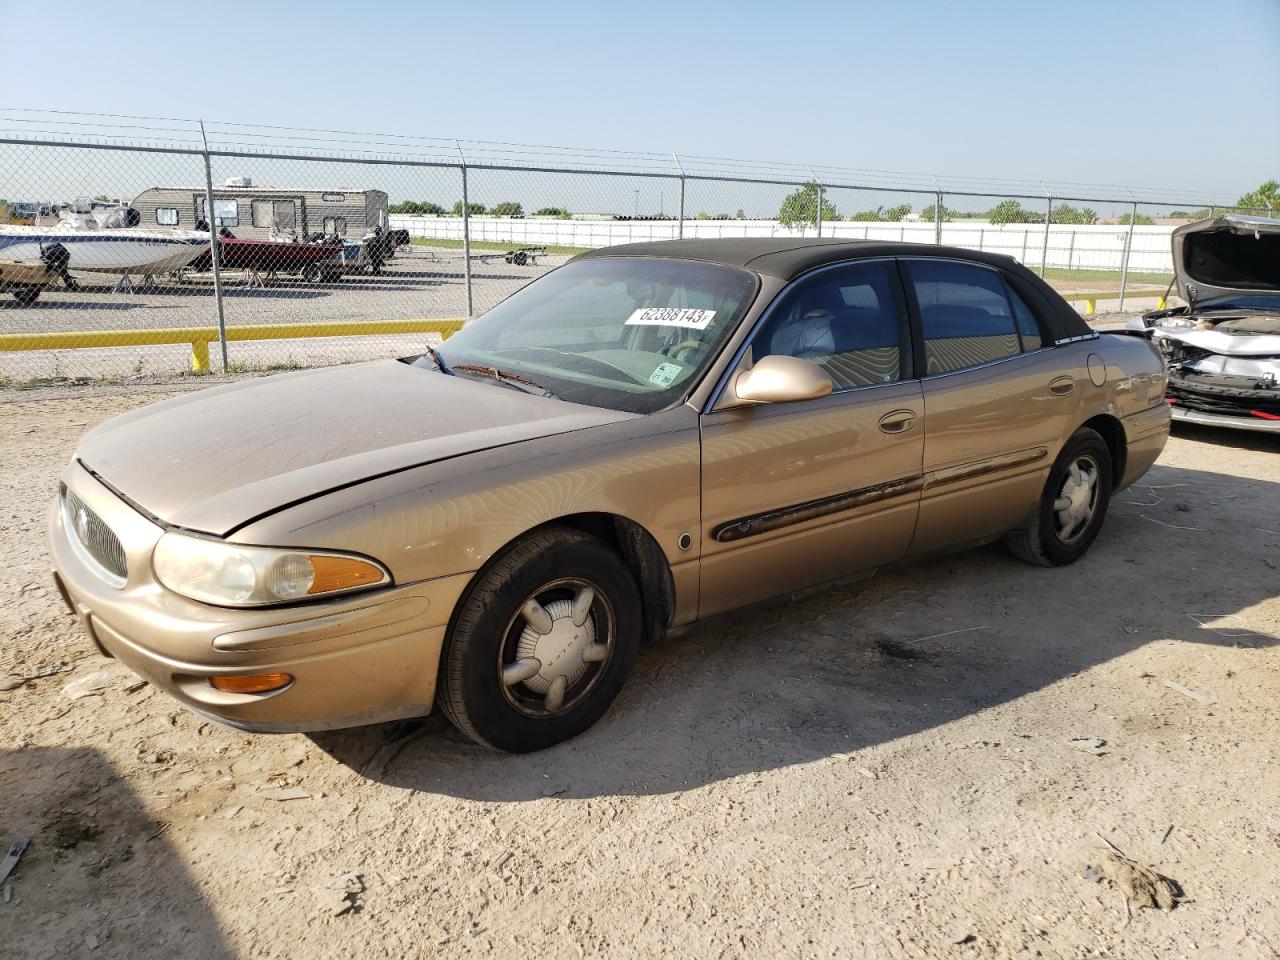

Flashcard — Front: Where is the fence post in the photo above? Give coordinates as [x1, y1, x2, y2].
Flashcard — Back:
[934, 191, 943, 245]
[1118, 200, 1137, 311]
[198, 121, 229, 372]
[672, 153, 685, 239]
[811, 170, 823, 239]
[1039, 195, 1053, 277]
[455, 141, 473, 317]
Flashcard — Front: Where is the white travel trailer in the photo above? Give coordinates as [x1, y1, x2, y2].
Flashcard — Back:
[130, 181, 390, 241]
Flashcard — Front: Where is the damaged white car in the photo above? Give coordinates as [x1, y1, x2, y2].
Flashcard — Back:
[1129, 215, 1280, 433]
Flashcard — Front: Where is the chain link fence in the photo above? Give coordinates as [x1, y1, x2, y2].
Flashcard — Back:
[2, 131, 1274, 383]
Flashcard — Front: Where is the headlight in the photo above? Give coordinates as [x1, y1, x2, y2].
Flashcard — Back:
[152, 531, 390, 607]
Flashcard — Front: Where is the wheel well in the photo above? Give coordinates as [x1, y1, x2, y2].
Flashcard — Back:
[465, 513, 674, 645]
[546, 513, 675, 643]
[1081, 414, 1126, 488]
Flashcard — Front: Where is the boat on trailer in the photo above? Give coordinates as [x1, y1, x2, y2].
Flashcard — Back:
[0, 204, 209, 288]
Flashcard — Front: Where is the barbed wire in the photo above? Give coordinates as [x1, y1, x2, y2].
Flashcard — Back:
[0, 106, 1249, 207]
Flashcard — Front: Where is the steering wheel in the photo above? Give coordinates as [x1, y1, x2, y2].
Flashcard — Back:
[666, 338, 706, 362]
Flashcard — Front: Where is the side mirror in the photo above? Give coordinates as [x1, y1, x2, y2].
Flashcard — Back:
[732, 354, 833, 406]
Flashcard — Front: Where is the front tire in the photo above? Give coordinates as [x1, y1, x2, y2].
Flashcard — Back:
[1007, 427, 1112, 567]
[438, 528, 641, 752]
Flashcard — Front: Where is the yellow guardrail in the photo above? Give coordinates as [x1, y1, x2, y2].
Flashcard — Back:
[0, 318, 465, 372]
[1058, 290, 1168, 316]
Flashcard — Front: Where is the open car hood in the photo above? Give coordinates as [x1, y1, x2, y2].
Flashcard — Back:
[76, 360, 634, 536]
[1172, 215, 1280, 308]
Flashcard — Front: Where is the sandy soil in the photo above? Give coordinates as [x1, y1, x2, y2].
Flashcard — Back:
[2, 387, 1278, 960]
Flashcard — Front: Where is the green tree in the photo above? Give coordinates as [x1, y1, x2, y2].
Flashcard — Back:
[93, 194, 111, 202]
[389, 200, 446, 215]
[1050, 204, 1097, 225]
[1117, 213, 1156, 226]
[920, 202, 955, 222]
[881, 204, 911, 222]
[988, 199, 1030, 224]
[1236, 179, 1278, 214]
[491, 201, 524, 217]
[452, 201, 487, 216]
[777, 182, 838, 231]
[533, 206, 571, 218]
[849, 209, 881, 221]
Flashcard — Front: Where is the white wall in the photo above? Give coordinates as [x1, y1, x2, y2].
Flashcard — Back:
[392, 215, 1178, 274]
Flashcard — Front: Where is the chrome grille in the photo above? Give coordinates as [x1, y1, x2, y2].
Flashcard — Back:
[64, 489, 127, 584]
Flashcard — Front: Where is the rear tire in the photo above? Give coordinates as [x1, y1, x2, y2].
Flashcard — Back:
[12, 284, 40, 306]
[301, 263, 322, 283]
[438, 528, 641, 752]
[1007, 427, 1112, 567]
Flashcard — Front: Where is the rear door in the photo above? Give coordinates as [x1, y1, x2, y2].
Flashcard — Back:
[698, 260, 924, 618]
[900, 258, 1079, 554]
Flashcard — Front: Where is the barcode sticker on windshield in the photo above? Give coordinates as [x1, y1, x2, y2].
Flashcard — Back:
[625, 307, 716, 330]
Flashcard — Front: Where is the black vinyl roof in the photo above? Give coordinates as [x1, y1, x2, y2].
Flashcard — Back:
[574, 238, 1027, 280]
[574, 238, 1094, 342]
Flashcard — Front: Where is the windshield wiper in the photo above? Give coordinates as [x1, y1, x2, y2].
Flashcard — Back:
[451, 363, 557, 399]
[424, 345, 453, 374]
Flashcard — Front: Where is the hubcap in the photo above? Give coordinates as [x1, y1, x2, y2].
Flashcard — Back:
[498, 579, 613, 717]
[1052, 455, 1100, 543]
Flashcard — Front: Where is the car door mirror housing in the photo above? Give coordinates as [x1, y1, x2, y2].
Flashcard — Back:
[732, 354, 833, 406]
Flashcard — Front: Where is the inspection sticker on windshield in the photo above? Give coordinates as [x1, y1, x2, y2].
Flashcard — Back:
[625, 307, 716, 330]
[649, 362, 683, 387]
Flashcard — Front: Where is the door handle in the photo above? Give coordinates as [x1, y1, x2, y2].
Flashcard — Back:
[878, 410, 917, 434]
[1049, 376, 1075, 396]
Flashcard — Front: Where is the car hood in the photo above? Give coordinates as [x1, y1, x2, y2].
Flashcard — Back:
[1149, 325, 1280, 358]
[1172, 215, 1280, 307]
[77, 360, 636, 536]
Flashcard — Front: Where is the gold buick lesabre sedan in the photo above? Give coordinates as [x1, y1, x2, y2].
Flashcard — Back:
[51, 239, 1170, 752]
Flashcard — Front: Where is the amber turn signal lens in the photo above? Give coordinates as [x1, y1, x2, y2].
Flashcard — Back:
[308, 555, 385, 595]
[210, 673, 293, 694]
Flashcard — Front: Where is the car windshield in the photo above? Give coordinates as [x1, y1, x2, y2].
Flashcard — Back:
[424, 257, 759, 414]
[1196, 293, 1280, 313]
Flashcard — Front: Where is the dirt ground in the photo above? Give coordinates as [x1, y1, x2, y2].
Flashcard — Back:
[2, 384, 1278, 960]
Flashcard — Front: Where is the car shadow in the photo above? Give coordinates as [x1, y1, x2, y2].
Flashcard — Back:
[0, 746, 232, 959]
[309, 460, 1278, 801]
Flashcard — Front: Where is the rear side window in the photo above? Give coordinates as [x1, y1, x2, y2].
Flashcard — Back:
[904, 261, 1020, 375]
[755, 261, 909, 389]
[1006, 283, 1044, 351]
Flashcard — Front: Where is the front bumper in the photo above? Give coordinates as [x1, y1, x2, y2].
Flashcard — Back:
[1169, 403, 1280, 434]
[50, 461, 472, 733]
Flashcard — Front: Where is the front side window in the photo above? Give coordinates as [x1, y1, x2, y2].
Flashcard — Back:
[201, 198, 239, 227]
[754, 261, 909, 389]
[156, 207, 179, 226]
[905, 260, 1020, 375]
[428, 257, 759, 414]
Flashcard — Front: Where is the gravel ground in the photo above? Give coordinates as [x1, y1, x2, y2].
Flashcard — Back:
[2, 387, 1278, 960]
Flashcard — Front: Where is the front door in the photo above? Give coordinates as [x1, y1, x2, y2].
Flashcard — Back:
[699, 260, 925, 618]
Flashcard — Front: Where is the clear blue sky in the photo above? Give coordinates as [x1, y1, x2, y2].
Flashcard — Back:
[3, 0, 1277, 200]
